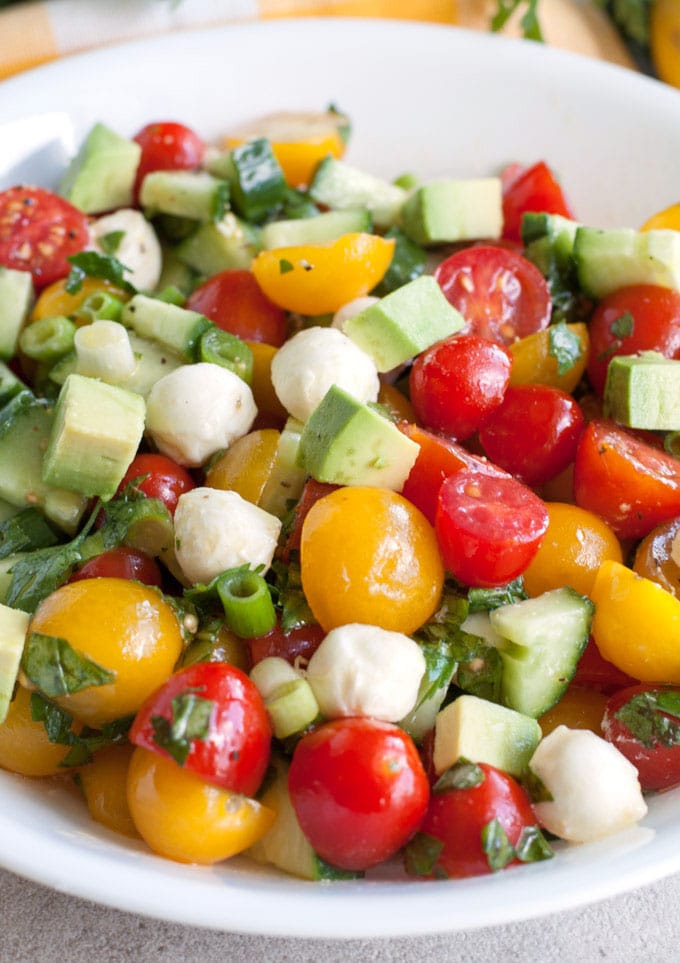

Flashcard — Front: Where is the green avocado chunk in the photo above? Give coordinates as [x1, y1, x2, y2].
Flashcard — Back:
[400, 178, 502, 245]
[604, 351, 680, 430]
[59, 123, 141, 214]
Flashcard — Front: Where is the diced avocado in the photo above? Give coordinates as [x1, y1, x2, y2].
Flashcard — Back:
[0, 603, 30, 723]
[343, 275, 464, 373]
[490, 587, 594, 718]
[248, 754, 360, 880]
[309, 156, 407, 230]
[604, 351, 680, 430]
[573, 227, 680, 298]
[42, 374, 146, 500]
[261, 209, 371, 250]
[58, 123, 141, 214]
[400, 178, 502, 246]
[0, 392, 87, 533]
[0, 267, 33, 360]
[121, 294, 211, 362]
[259, 417, 307, 519]
[433, 694, 542, 778]
[140, 170, 230, 222]
[174, 213, 261, 274]
[298, 385, 420, 491]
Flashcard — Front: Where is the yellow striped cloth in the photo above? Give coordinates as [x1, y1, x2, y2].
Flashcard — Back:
[0, 0, 636, 82]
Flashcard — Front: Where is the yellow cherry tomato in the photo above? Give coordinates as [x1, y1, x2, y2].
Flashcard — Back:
[79, 743, 139, 838]
[634, 515, 680, 597]
[522, 502, 623, 598]
[538, 686, 608, 738]
[0, 684, 78, 776]
[641, 202, 680, 232]
[590, 559, 680, 682]
[300, 486, 444, 634]
[29, 578, 184, 728]
[377, 382, 415, 423]
[127, 747, 275, 864]
[205, 429, 280, 505]
[509, 323, 589, 394]
[650, 0, 680, 89]
[251, 234, 395, 315]
[246, 340, 288, 425]
[31, 277, 130, 323]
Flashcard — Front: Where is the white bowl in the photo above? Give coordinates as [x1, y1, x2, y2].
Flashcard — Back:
[1, 17, 680, 939]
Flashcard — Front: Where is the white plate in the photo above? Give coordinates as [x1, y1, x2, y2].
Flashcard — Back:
[1, 17, 680, 939]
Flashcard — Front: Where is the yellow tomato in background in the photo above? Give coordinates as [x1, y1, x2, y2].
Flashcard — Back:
[651, 0, 680, 88]
[79, 743, 140, 838]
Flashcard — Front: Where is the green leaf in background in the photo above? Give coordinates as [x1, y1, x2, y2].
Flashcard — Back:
[491, 0, 543, 41]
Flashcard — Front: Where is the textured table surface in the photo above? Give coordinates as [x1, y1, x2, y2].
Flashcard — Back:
[2, 865, 680, 962]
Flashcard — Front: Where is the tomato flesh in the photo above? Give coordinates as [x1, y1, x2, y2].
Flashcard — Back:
[602, 684, 680, 791]
[186, 269, 288, 347]
[501, 160, 575, 244]
[247, 620, 325, 667]
[69, 546, 162, 587]
[118, 453, 195, 517]
[133, 121, 205, 198]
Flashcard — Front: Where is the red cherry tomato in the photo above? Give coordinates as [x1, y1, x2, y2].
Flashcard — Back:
[409, 334, 512, 440]
[435, 469, 549, 587]
[130, 662, 271, 796]
[478, 384, 585, 488]
[69, 546, 162, 587]
[288, 718, 429, 871]
[586, 285, 680, 395]
[434, 246, 551, 347]
[0, 186, 90, 289]
[573, 419, 680, 540]
[133, 121, 205, 198]
[187, 269, 288, 347]
[602, 684, 680, 791]
[399, 423, 509, 526]
[501, 160, 575, 244]
[118, 453, 195, 516]
[409, 762, 543, 879]
[248, 620, 325, 667]
[573, 638, 639, 694]
[278, 478, 339, 562]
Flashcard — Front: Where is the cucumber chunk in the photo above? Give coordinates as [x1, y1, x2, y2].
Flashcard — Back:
[573, 227, 680, 298]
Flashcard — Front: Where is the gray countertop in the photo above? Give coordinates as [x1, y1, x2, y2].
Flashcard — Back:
[2, 865, 679, 962]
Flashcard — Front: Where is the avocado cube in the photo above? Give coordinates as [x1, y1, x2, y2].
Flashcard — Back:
[42, 374, 145, 499]
[59, 123, 142, 214]
[604, 351, 680, 430]
[343, 276, 464, 373]
[0, 268, 34, 360]
[298, 385, 419, 491]
[0, 603, 30, 724]
[400, 178, 502, 246]
[433, 694, 541, 778]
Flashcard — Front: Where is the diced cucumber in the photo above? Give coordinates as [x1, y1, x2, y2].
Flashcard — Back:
[140, 170, 230, 223]
[0, 268, 34, 360]
[258, 417, 307, 519]
[490, 587, 593, 718]
[174, 213, 261, 274]
[573, 227, 680, 298]
[261, 209, 371, 250]
[229, 138, 287, 223]
[309, 156, 407, 230]
[121, 294, 211, 362]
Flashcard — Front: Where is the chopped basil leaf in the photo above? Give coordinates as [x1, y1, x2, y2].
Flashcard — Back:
[30, 691, 74, 743]
[211, 181, 231, 223]
[610, 310, 635, 340]
[98, 230, 125, 256]
[21, 632, 115, 697]
[491, 0, 543, 41]
[523, 767, 554, 803]
[434, 759, 485, 793]
[0, 507, 60, 560]
[279, 258, 294, 275]
[548, 321, 583, 376]
[5, 538, 85, 613]
[30, 691, 133, 766]
[481, 818, 516, 872]
[404, 832, 445, 878]
[151, 691, 214, 766]
[615, 689, 680, 749]
[315, 856, 364, 881]
[456, 645, 503, 704]
[65, 251, 136, 295]
[269, 555, 316, 632]
[467, 578, 527, 613]
[515, 825, 554, 863]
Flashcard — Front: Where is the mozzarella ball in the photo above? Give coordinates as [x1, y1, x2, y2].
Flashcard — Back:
[270, 326, 379, 422]
[305, 623, 425, 722]
[332, 296, 380, 331]
[529, 726, 648, 843]
[173, 487, 281, 585]
[145, 362, 257, 467]
[91, 209, 162, 291]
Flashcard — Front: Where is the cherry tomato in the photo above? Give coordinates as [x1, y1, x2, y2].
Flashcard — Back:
[248, 620, 325, 667]
[586, 285, 680, 395]
[279, 478, 339, 562]
[478, 384, 585, 488]
[435, 469, 549, 587]
[434, 245, 551, 347]
[79, 743, 139, 839]
[69, 546, 162, 587]
[409, 334, 512, 440]
[634, 515, 680, 597]
[602, 684, 680, 791]
[133, 121, 205, 198]
[573, 638, 639, 694]
[118, 453, 195, 516]
[130, 662, 271, 796]
[399, 423, 508, 526]
[573, 419, 680, 540]
[0, 186, 90, 289]
[501, 160, 575, 244]
[0, 685, 80, 777]
[538, 686, 608, 738]
[186, 269, 288, 347]
[407, 762, 542, 879]
[288, 718, 429, 871]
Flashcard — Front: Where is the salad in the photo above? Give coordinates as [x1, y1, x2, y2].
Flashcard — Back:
[0, 107, 678, 882]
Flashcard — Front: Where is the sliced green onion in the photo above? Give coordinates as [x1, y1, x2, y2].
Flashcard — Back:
[266, 678, 320, 740]
[217, 568, 276, 638]
[199, 327, 253, 385]
[73, 291, 125, 324]
[19, 316, 76, 362]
